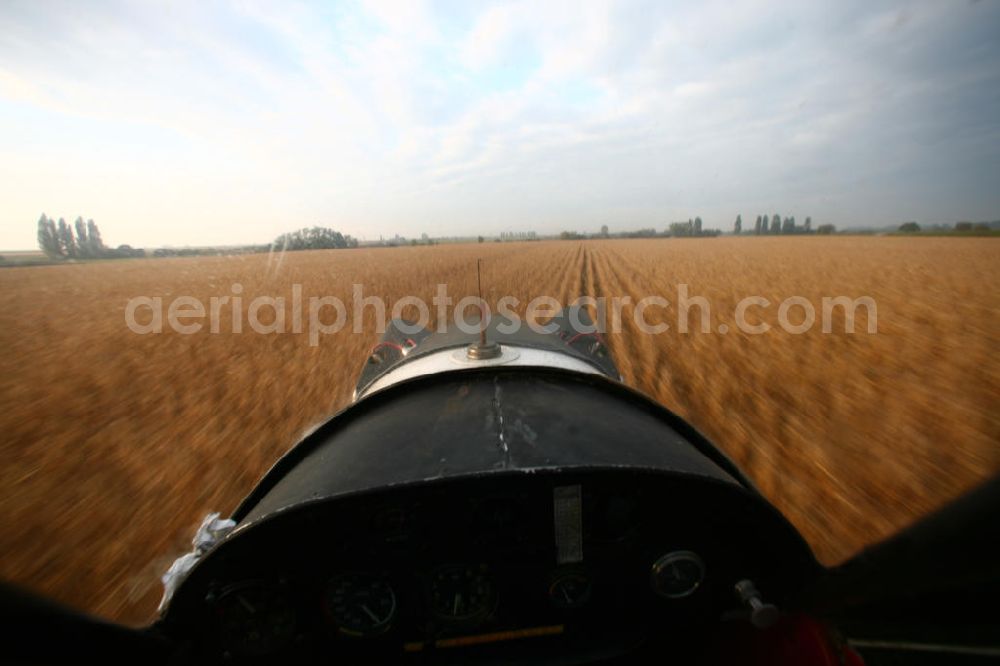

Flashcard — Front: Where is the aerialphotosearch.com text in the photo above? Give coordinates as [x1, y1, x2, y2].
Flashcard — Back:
[125, 283, 877, 346]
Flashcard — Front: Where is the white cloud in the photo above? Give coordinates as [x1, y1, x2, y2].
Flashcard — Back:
[673, 81, 716, 99]
[459, 4, 519, 70]
[360, 0, 438, 42]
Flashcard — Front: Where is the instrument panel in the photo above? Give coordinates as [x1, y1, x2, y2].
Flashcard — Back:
[161, 470, 816, 663]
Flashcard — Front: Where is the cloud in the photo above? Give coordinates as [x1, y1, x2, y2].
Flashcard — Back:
[673, 81, 716, 99]
[459, 4, 519, 70]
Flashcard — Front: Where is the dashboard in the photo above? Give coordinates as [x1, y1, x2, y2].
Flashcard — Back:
[159, 469, 817, 664]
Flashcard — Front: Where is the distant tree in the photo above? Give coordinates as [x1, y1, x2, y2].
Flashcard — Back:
[272, 226, 358, 251]
[74, 217, 89, 257]
[898, 222, 921, 233]
[734, 215, 742, 235]
[57, 218, 76, 258]
[600, 224, 609, 238]
[86, 219, 105, 255]
[955, 222, 973, 232]
[114, 244, 144, 258]
[817, 224, 836, 235]
[803, 217, 812, 233]
[754, 215, 762, 235]
[477, 235, 485, 243]
[694, 217, 703, 235]
[37, 214, 62, 259]
[629, 228, 657, 238]
[770, 214, 781, 234]
[668, 222, 691, 237]
[782, 216, 795, 234]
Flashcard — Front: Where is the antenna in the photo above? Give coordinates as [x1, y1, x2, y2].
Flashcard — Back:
[477, 259, 486, 347]
[466, 258, 501, 360]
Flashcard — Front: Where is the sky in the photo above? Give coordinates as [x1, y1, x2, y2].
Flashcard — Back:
[1, 0, 999, 250]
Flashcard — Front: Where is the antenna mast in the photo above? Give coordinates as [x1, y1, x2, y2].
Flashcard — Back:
[477, 259, 487, 347]
[466, 258, 501, 360]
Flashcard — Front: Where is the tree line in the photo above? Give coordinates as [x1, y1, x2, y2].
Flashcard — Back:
[559, 217, 720, 240]
[668, 217, 720, 237]
[898, 221, 995, 234]
[272, 226, 359, 251]
[734, 214, 834, 235]
[34, 215, 361, 261]
[36, 214, 143, 259]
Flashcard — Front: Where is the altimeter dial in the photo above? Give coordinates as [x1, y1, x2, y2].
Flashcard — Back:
[326, 574, 397, 637]
[429, 565, 497, 622]
[215, 583, 296, 656]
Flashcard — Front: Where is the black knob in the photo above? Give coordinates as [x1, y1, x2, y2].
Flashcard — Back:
[734, 579, 779, 628]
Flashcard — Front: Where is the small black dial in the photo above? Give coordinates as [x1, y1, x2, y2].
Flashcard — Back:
[429, 565, 496, 622]
[215, 583, 296, 657]
[326, 574, 397, 637]
[650, 551, 705, 599]
[548, 571, 592, 609]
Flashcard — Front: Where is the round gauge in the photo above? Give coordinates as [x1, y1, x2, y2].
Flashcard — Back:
[429, 565, 497, 622]
[215, 583, 296, 657]
[548, 571, 592, 609]
[650, 551, 705, 599]
[326, 574, 397, 637]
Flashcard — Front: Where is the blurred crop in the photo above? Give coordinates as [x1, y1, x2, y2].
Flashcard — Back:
[0, 237, 997, 625]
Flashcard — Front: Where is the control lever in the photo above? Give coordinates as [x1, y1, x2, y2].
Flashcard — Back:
[734, 579, 779, 628]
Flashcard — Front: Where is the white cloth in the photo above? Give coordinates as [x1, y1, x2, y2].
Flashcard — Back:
[157, 512, 236, 614]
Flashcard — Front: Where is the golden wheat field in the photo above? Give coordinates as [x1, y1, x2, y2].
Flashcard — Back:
[0, 237, 998, 626]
